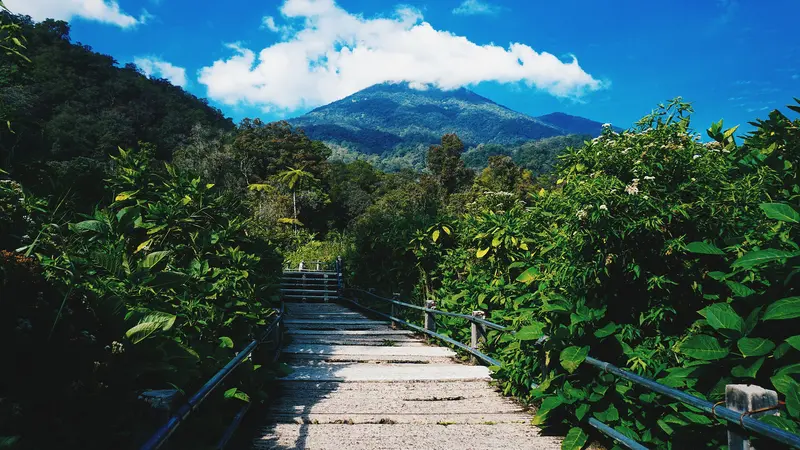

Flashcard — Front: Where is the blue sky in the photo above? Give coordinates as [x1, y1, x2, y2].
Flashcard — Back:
[9, 0, 800, 133]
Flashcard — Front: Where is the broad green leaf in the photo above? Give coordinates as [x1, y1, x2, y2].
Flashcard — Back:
[141, 251, 171, 270]
[763, 297, 800, 320]
[223, 387, 250, 402]
[476, 247, 490, 258]
[560, 346, 589, 373]
[725, 281, 755, 298]
[771, 374, 794, 395]
[737, 337, 775, 357]
[759, 202, 800, 223]
[686, 241, 725, 255]
[145, 271, 190, 289]
[777, 363, 800, 376]
[681, 411, 713, 425]
[562, 427, 588, 450]
[786, 380, 800, 419]
[774, 342, 792, 359]
[126, 311, 176, 344]
[114, 190, 138, 202]
[759, 415, 800, 434]
[786, 336, 800, 351]
[723, 125, 739, 139]
[431, 229, 440, 242]
[731, 356, 764, 378]
[678, 335, 729, 360]
[136, 239, 153, 253]
[219, 336, 234, 348]
[594, 322, 618, 338]
[707, 271, 729, 281]
[593, 404, 619, 422]
[70, 220, 106, 234]
[575, 403, 590, 420]
[516, 267, 538, 283]
[441, 225, 451, 235]
[515, 322, 546, 341]
[732, 249, 799, 269]
[699, 303, 743, 333]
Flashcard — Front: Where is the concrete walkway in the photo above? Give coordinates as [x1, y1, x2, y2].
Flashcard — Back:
[249, 302, 561, 450]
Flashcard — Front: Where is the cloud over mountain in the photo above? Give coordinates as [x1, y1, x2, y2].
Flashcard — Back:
[198, 0, 602, 113]
[134, 57, 188, 88]
[5, 0, 149, 28]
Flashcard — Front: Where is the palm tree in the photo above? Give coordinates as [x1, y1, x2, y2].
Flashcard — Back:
[276, 167, 318, 233]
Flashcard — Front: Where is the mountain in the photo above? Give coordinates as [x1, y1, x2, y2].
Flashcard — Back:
[288, 82, 611, 158]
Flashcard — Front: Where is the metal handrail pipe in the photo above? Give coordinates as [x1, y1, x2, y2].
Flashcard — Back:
[588, 418, 648, 450]
[584, 356, 800, 448]
[345, 288, 509, 332]
[140, 304, 284, 450]
[340, 296, 502, 367]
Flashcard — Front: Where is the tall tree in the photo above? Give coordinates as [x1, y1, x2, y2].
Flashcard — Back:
[426, 133, 473, 193]
[277, 166, 318, 233]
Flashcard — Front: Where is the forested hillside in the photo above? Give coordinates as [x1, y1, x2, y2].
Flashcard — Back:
[0, 11, 233, 203]
[2, 7, 800, 450]
[289, 82, 610, 171]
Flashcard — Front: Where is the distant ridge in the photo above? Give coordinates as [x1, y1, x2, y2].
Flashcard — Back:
[287, 82, 612, 156]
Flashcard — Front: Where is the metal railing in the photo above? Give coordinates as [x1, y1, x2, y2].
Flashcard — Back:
[139, 303, 285, 450]
[284, 260, 337, 272]
[341, 287, 800, 450]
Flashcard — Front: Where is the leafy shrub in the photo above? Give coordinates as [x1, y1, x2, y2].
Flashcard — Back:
[354, 99, 800, 449]
[1, 147, 281, 448]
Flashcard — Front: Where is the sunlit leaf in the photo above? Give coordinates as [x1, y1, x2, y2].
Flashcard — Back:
[126, 311, 176, 344]
[678, 335, 729, 360]
[560, 346, 589, 373]
[763, 297, 800, 320]
[686, 241, 725, 255]
[759, 202, 799, 223]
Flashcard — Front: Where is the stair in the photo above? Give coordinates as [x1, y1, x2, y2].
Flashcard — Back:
[280, 270, 340, 302]
[245, 302, 562, 450]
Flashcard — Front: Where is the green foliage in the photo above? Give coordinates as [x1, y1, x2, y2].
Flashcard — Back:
[351, 98, 800, 448]
[0, 12, 233, 202]
[427, 133, 474, 193]
[1, 147, 281, 448]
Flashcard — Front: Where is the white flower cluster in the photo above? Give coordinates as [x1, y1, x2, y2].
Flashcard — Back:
[625, 178, 640, 195]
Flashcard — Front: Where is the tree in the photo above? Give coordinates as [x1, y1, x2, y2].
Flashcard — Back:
[426, 133, 473, 193]
[277, 166, 318, 233]
[473, 155, 533, 195]
[232, 120, 330, 181]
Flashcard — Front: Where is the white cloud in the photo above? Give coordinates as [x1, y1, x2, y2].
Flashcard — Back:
[198, 0, 602, 113]
[134, 57, 188, 88]
[452, 0, 504, 16]
[5, 0, 149, 29]
[262, 16, 280, 32]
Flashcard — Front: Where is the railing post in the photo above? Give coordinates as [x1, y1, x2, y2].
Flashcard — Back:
[390, 293, 400, 329]
[471, 311, 487, 364]
[424, 300, 436, 335]
[336, 256, 344, 295]
[726, 384, 779, 450]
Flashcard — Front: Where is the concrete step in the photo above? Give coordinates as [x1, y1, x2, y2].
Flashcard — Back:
[287, 338, 425, 347]
[285, 320, 390, 326]
[251, 424, 562, 450]
[268, 389, 524, 416]
[284, 344, 455, 358]
[280, 364, 491, 382]
[274, 381, 503, 398]
[284, 320, 393, 331]
[286, 329, 414, 336]
[264, 412, 532, 425]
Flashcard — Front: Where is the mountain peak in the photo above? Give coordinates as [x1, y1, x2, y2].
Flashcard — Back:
[288, 83, 609, 157]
